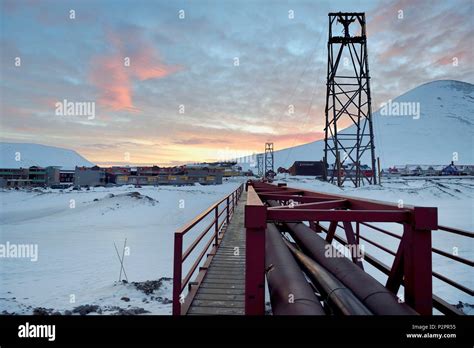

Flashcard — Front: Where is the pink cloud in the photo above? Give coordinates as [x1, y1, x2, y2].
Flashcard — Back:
[132, 45, 181, 80]
[90, 55, 132, 110]
[89, 31, 181, 111]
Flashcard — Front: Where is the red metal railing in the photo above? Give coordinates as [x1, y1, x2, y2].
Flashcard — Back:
[172, 183, 244, 315]
[245, 180, 472, 315]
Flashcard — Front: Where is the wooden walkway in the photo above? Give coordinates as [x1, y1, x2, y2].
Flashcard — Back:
[187, 191, 247, 315]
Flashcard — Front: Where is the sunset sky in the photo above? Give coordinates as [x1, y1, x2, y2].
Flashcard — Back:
[1, 0, 472, 166]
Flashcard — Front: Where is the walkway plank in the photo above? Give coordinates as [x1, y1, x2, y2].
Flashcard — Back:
[187, 190, 247, 315]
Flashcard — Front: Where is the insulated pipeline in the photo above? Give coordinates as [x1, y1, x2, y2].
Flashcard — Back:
[281, 235, 372, 315]
[284, 220, 418, 315]
[265, 223, 326, 315]
[266, 199, 417, 315]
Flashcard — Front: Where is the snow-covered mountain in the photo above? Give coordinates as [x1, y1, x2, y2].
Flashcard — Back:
[0, 143, 94, 170]
[245, 80, 474, 170]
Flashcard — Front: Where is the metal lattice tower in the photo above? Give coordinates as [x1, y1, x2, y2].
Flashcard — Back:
[257, 154, 264, 177]
[323, 12, 377, 187]
[264, 143, 274, 177]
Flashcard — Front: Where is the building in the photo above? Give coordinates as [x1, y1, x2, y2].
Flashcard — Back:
[59, 170, 75, 185]
[74, 166, 105, 186]
[289, 161, 326, 176]
[45, 168, 74, 189]
[126, 175, 152, 186]
[387, 166, 400, 176]
[135, 166, 155, 176]
[417, 165, 446, 176]
[359, 164, 374, 178]
[441, 163, 459, 176]
[385, 163, 474, 177]
[26, 166, 47, 185]
[105, 167, 131, 175]
[186, 166, 223, 185]
[104, 167, 131, 185]
[101, 164, 223, 186]
[0, 162, 228, 188]
[0, 168, 29, 187]
[191, 162, 241, 177]
[45, 167, 61, 186]
[0, 166, 60, 187]
[456, 165, 474, 175]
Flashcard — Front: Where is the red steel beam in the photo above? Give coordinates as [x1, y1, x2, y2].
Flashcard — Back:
[403, 223, 433, 315]
[342, 221, 364, 269]
[258, 194, 340, 203]
[255, 188, 306, 195]
[253, 181, 420, 212]
[267, 208, 410, 222]
[245, 186, 267, 315]
[268, 199, 347, 210]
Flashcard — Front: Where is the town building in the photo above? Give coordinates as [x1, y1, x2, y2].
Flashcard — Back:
[289, 161, 326, 176]
[74, 166, 105, 187]
[59, 170, 75, 185]
[0, 166, 60, 187]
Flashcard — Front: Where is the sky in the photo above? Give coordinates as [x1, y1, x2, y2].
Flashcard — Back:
[1, 0, 473, 166]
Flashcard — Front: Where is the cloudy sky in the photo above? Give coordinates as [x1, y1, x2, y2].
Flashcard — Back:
[1, 0, 472, 166]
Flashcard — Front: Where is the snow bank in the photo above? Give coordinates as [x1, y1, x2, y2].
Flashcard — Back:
[0, 180, 243, 315]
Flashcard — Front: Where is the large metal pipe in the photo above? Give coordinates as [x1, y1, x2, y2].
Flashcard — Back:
[281, 236, 372, 315]
[283, 220, 417, 315]
[265, 223, 326, 315]
[266, 199, 417, 315]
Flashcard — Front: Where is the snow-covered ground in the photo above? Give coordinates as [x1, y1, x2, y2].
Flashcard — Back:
[0, 176, 472, 315]
[0, 179, 243, 315]
[275, 175, 473, 314]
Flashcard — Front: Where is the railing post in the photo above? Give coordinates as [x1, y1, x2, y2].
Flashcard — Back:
[356, 222, 360, 244]
[245, 187, 267, 315]
[172, 233, 183, 316]
[214, 206, 219, 246]
[404, 207, 437, 315]
[226, 196, 230, 225]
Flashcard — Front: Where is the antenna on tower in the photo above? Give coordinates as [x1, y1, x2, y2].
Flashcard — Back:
[323, 12, 377, 187]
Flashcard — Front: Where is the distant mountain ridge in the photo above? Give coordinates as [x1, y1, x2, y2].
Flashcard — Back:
[242, 80, 474, 170]
[0, 143, 95, 170]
